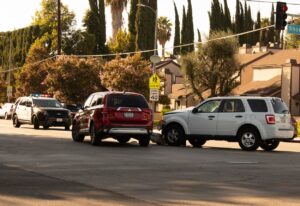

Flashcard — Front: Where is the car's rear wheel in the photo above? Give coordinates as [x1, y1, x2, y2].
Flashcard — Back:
[71, 122, 85, 142]
[33, 116, 39, 129]
[238, 128, 260, 151]
[260, 139, 280, 151]
[90, 123, 101, 146]
[13, 115, 21, 128]
[117, 137, 130, 144]
[188, 137, 206, 147]
[164, 125, 185, 146]
[139, 136, 150, 147]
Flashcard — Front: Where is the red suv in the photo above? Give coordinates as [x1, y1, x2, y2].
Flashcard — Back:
[71, 91, 153, 146]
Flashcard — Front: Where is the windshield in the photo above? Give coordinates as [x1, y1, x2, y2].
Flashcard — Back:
[33, 99, 62, 108]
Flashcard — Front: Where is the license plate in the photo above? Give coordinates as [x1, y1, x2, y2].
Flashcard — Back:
[56, 118, 63, 122]
[124, 112, 134, 118]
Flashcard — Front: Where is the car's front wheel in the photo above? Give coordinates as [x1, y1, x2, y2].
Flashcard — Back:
[238, 128, 260, 151]
[33, 116, 39, 129]
[71, 121, 85, 142]
[188, 137, 206, 147]
[163, 125, 185, 146]
[260, 139, 280, 151]
[13, 115, 21, 128]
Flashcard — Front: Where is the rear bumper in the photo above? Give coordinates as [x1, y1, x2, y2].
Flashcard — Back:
[105, 127, 151, 135]
[263, 126, 294, 140]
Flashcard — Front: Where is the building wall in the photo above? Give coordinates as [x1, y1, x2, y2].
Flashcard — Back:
[291, 65, 300, 115]
[253, 68, 282, 81]
[281, 66, 291, 109]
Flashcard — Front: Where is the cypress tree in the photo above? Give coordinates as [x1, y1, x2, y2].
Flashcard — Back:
[128, 0, 138, 52]
[173, 2, 180, 55]
[256, 11, 261, 44]
[239, 2, 245, 45]
[83, 0, 106, 54]
[268, 4, 275, 43]
[223, 0, 231, 30]
[197, 29, 202, 49]
[209, 0, 223, 33]
[136, 0, 157, 59]
[181, 6, 187, 54]
[186, 0, 194, 52]
[235, 0, 241, 40]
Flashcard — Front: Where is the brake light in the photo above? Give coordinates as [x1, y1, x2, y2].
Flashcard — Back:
[266, 115, 275, 124]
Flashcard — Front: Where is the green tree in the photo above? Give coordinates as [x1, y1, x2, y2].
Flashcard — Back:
[254, 11, 261, 44]
[260, 18, 270, 45]
[45, 56, 104, 103]
[173, 2, 180, 55]
[186, 0, 194, 52]
[268, 4, 275, 43]
[107, 29, 131, 54]
[197, 29, 202, 49]
[33, 0, 75, 54]
[157, 16, 172, 59]
[128, 0, 138, 51]
[234, 0, 242, 42]
[105, 0, 128, 41]
[223, 0, 232, 30]
[100, 53, 152, 98]
[15, 43, 51, 97]
[62, 30, 96, 55]
[135, 0, 157, 59]
[181, 6, 188, 54]
[83, 0, 106, 54]
[209, 0, 224, 32]
[180, 31, 240, 100]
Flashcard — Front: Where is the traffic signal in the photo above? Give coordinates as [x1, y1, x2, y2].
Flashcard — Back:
[276, 2, 288, 30]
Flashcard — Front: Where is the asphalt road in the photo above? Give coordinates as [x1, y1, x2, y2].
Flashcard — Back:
[0, 119, 300, 206]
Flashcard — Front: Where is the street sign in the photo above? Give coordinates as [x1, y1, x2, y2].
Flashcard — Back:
[150, 89, 159, 102]
[7, 86, 12, 97]
[149, 73, 161, 89]
[287, 24, 300, 35]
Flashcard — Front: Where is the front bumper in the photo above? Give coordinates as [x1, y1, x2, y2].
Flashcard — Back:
[40, 117, 71, 127]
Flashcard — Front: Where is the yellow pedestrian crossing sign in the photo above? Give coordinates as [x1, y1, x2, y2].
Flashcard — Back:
[149, 74, 160, 89]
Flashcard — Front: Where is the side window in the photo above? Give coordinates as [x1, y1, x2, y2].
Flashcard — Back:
[196, 100, 221, 113]
[91, 95, 103, 107]
[84, 94, 94, 108]
[221, 99, 245, 113]
[19, 99, 27, 106]
[247, 99, 268, 112]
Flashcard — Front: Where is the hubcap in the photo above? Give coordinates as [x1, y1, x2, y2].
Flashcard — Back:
[167, 129, 179, 143]
[241, 132, 256, 148]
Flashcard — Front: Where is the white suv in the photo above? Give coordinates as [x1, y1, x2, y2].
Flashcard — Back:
[160, 96, 295, 151]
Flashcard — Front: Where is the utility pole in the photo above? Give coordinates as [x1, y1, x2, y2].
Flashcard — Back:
[7, 37, 12, 103]
[57, 0, 61, 55]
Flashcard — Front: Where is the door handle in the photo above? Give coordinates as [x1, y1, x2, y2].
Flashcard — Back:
[208, 115, 215, 119]
[235, 115, 243, 118]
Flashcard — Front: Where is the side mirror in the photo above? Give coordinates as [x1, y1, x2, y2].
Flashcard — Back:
[192, 107, 198, 113]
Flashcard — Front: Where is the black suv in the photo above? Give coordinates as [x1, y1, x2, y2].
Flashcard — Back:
[12, 96, 71, 130]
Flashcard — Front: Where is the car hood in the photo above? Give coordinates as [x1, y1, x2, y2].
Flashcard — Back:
[164, 107, 194, 115]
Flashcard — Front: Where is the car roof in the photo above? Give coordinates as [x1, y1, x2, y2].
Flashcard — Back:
[207, 96, 279, 100]
[91, 91, 144, 96]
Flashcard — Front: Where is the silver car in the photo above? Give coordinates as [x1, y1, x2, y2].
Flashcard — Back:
[0, 103, 14, 120]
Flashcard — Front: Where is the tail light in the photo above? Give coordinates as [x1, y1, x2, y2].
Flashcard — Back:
[266, 115, 275, 124]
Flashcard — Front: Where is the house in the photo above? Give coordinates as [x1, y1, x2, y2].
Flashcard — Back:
[155, 45, 300, 115]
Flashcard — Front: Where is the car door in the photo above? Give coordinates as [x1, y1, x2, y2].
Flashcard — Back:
[24, 99, 33, 122]
[188, 99, 221, 136]
[16, 98, 27, 121]
[80, 94, 94, 133]
[216, 99, 246, 136]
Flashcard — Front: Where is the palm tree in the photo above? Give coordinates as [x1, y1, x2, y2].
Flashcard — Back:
[105, 0, 128, 41]
[157, 16, 172, 59]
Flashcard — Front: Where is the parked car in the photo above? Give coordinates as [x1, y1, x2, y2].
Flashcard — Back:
[72, 91, 153, 146]
[12, 95, 72, 130]
[0, 103, 14, 120]
[62, 103, 81, 119]
[159, 96, 294, 151]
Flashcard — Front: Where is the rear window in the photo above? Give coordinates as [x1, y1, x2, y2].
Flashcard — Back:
[247, 99, 268, 112]
[107, 94, 149, 108]
[271, 98, 289, 114]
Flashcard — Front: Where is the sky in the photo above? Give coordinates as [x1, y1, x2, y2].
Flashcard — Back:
[0, 0, 299, 53]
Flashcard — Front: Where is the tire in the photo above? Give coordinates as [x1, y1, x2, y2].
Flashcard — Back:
[71, 122, 85, 142]
[117, 137, 130, 144]
[13, 115, 21, 128]
[260, 139, 280, 151]
[139, 136, 150, 147]
[238, 128, 261, 151]
[188, 137, 206, 147]
[90, 123, 101, 146]
[33, 116, 40, 129]
[43, 125, 49, 129]
[163, 124, 185, 146]
[65, 125, 70, 131]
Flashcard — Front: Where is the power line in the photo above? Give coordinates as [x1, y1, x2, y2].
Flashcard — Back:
[0, 24, 275, 73]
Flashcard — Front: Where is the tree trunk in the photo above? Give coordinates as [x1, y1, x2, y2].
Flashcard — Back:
[111, 8, 123, 42]
[162, 42, 165, 59]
